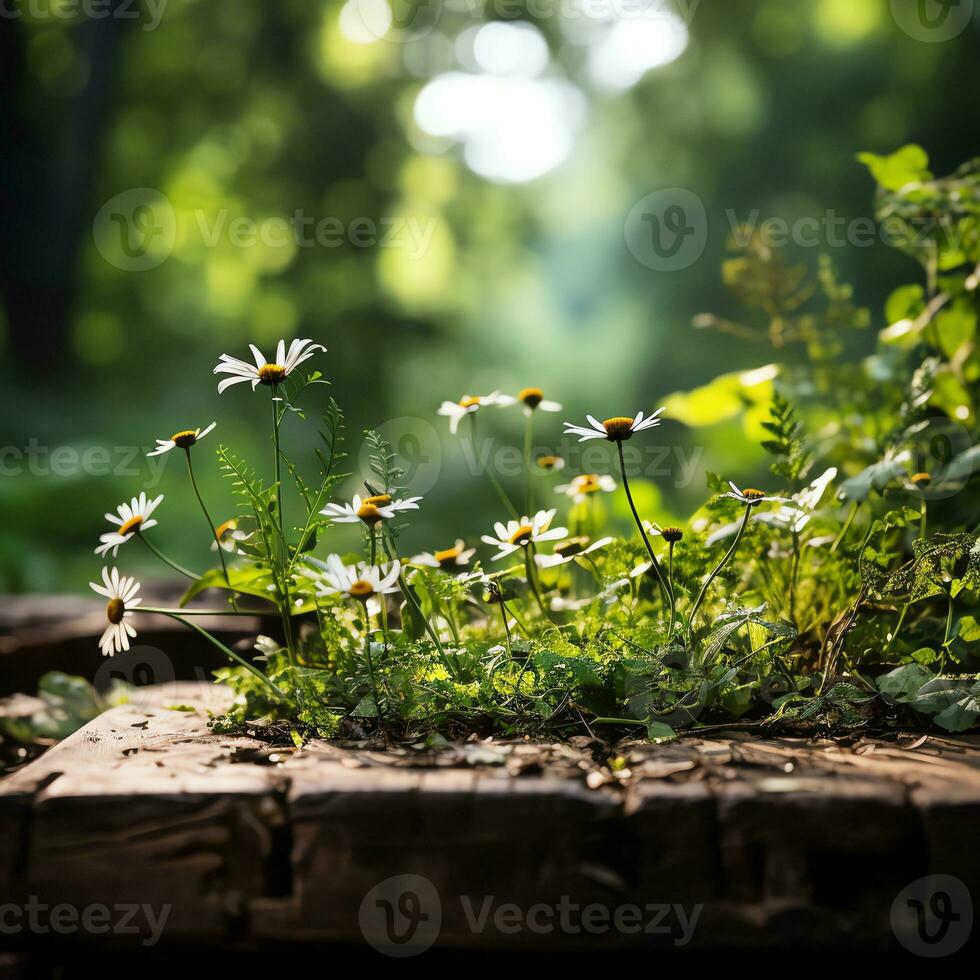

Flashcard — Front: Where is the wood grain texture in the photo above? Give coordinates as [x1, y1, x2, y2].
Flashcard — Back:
[1, 682, 978, 952]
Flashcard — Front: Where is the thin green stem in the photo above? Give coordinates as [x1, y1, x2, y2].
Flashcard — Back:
[503, 600, 531, 638]
[271, 385, 284, 533]
[616, 441, 670, 604]
[184, 449, 237, 610]
[667, 541, 677, 637]
[940, 589, 954, 674]
[381, 529, 459, 679]
[524, 412, 534, 517]
[524, 546, 552, 621]
[831, 500, 859, 553]
[139, 535, 198, 581]
[919, 496, 928, 541]
[361, 611, 385, 731]
[884, 601, 910, 655]
[500, 603, 513, 657]
[469, 414, 519, 519]
[689, 503, 753, 628]
[145, 608, 285, 699]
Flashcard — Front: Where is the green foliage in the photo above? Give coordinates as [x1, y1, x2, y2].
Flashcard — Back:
[88, 147, 980, 744]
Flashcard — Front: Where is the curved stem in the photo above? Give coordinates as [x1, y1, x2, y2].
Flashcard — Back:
[147, 608, 285, 699]
[469, 414, 519, 519]
[884, 601, 910, 655]
[185, 449, 237, 610]
[139, 534, 198, 581]
[689, 503, 753, 628]
[380, 530, 458, 678]
[524, 547, 552, 621]
[830, 500, 859, 553]
[616, 441, 670, 604]
[500, 603, 513, 657]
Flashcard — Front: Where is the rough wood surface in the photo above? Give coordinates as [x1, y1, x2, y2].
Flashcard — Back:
[1, 682, 978, 954]
[0, 594, 270, 696]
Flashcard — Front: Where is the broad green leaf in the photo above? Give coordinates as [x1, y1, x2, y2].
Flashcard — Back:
[934, 695, 980, 733]
[180, 565, 276, 606]
[858, 145, 931, 192]
[646, 721, 676, 744]
[877, 664, 933, 702]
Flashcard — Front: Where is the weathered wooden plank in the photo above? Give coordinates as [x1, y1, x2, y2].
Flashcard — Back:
[1, 682, 978, 953]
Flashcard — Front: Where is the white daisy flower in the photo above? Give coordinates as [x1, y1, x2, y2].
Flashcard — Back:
[146, 422, 217, 457]
[517, 387, 563, 417]
[211, 517, 251, 553]
[320, 493, 422, 527]
[437, 392, 516, 434]
[95, 493, 164, 558]
[536, 536, 615, 568]
[555, 473, 617, 502]
[725, 482, 786, 507]
[307, 555, 402, 602]
[411, 539, 476, 570]
[563, 409, 666, 443]
[213, 339, 326, 393]
[89, 567, 142, 657]
[481, 509, 568, 561]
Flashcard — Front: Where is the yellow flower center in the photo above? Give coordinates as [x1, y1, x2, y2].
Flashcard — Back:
[459, 395, 481, 409]
[106, 598, 126, 625]
[509, 525, 535, 546]
[349, 580, 374, 599]
[519, 387, 543, 409]
[258, 363, 287, 385]
[363, 494, 392, 507]
[171, 429, 198, 448]
[536, 455, 563, 470]
[119, 515, 144, 536]
[214, 518, 238, 541]
[602, 417, 635, 441]
[555, 537, 590, 558]
[356, 503, 384, 524]
[661, 527, 684, 543]
[573, 474, 603, 495]
[911, 472, 932, 487]
[434, 546, 462, 568]
[742, 488, 767, 501]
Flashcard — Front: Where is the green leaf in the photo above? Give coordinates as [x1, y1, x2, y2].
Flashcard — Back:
[858, 144, 931, 192]
[933, 695, 980, 733]
[180, 564, 276, 606]
[646, 721, 677, 744]
[877, 664, 933, 702]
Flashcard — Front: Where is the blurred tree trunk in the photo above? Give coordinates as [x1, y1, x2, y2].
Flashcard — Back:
[0, 12, 122, 371]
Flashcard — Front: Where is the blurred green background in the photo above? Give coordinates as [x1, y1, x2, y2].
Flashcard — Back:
[1, 0, 978, 593]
